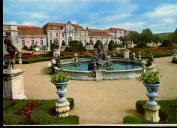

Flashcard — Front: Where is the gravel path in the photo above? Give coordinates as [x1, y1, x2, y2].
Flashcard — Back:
[16, 57, 177, 124]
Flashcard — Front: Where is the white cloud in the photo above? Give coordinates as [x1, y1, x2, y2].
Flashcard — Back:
[4, 21, 19, 25]
[145, 3, 177, 18]
[21, 21, 39, 26]
[29, 12, 49, 19]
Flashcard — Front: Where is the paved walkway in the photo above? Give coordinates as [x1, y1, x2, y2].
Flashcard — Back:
[16, 57, 177, 124]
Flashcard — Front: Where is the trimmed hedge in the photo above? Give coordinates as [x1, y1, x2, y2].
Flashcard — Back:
[22, 54, 93, 64]
[30, 99, 78, 124]
[3, 98, 78, 125]
[123, 116, 152, 124]
[22, 56, 52, 64]
[123, 99, 177, 124]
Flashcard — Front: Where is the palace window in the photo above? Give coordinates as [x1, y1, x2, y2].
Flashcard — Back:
[62, 33, 65, 37]
[31, 40, 34, 45]
[22, 40, 25, 47]
[49, 32, 52, 38]
[40, 40, 43, 46]
[56, 33, 58, 37]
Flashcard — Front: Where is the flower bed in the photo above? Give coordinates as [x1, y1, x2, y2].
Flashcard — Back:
[3, 98, 78, 125]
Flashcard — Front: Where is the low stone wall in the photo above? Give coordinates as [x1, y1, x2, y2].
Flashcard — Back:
[56, 58, 156, 81]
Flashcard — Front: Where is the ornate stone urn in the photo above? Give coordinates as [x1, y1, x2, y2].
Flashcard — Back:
[51, 72, 70, 118]
[144, 82, 160, 106]
[140, 71, 161, 123]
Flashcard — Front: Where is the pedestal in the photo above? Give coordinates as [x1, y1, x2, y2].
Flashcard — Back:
[56, 100, 70, 118]
[124, 49, 129, 59]
[3, 69, 27, 99]
[96, 70, 102, 81]
[19, 58, 22, 64]
[143, 104, 160, 123]
[53, 49, 60, 58]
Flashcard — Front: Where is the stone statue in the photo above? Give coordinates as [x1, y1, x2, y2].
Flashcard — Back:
[146, 53, 154, 67]
[53, 39, 60, 49]
[88, 42, 112, 70]
[4, 32, 18, 69]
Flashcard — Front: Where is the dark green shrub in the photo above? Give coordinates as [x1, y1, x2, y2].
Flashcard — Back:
[67, 98, 74, 110]
[136, 100, 146, 114]
[30, 45, 36, 51]
[65, 40, 86, 52]
[172, 58, 177, 63]
[161, 40, 173, 47]
[123, 116, 152, 124]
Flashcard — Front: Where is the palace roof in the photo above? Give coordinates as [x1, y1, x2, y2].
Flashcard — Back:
[107, 28, 129, 34]
[17, 25, 45, 35]
[88, 29, 112, 37]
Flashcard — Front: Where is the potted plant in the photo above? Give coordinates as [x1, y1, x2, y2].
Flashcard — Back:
[140, 71, 161, 107]
[51, 72, 69, 104]
[51, 71, 70, 118]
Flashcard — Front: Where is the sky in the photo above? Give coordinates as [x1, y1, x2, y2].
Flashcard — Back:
[3, 0, 177, 33]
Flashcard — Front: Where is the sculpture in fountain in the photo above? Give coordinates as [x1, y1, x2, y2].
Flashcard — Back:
[88, 42, 112, 71]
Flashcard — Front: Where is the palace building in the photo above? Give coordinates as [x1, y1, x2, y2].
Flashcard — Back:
[3, 21, 129, 51]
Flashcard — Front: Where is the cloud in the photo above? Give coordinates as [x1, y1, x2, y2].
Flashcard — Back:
[144, 3, 177, 18]
[4, 21, 19, 25]
[20, 12, 50, 19]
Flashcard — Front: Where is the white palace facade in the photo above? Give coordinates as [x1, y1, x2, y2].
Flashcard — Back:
[3, 21, 129, 51]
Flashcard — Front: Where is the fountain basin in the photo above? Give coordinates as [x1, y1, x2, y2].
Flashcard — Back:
[54, 58, 156, 80]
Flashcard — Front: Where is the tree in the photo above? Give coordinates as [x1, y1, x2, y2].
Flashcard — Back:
[170, 28, 177, 45]
[140, 28, 153, 44]
[161, 39, 173, 47]
[65, 40, 86, 52]
[136, 28, 153, 48]
[128, 31, 140, 44]
[62, 40, 66, 46]
[94, 40, 103, 49]
[152, 34, 161, 44]
[108, 40, 118, 51]
[119, 36, 129, 48]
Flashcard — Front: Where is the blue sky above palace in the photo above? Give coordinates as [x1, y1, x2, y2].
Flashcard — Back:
[3, 0, 177, 33]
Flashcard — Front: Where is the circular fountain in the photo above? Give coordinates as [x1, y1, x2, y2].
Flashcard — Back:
[52, 43, 156, 80]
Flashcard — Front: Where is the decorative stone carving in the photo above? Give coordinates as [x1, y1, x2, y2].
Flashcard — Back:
[88, 42, 112, 70]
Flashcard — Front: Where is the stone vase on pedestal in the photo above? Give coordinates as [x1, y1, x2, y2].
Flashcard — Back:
[55, 82, 70, 118]
[143, 82, 160, 123]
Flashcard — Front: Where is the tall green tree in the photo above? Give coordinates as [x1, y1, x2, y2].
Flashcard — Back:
[152, 34, 161, 44]
[128, 31, 140, 44]
[94, 40, 103, 49]
[170, 28, 177, 44]
[108, 40, 118, 51]
[140, 28, 153, 44]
